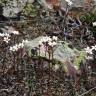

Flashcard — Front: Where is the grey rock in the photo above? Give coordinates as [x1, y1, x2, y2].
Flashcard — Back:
[25, 36, 76, 62]
[3, 0, 27, 17]
[53, 43, 75, 62]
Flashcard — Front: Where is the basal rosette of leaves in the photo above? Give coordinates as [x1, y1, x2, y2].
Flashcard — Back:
[22, 4, 38, 17]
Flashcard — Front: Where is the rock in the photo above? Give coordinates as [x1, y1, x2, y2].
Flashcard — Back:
[25, 36, 76, 62]
[25, 36, 81, 73]
[3, 0, 27, 17]
[2, 0, 34, 17]
[53, 43, 75, 62]
[25, 36, 44, 48]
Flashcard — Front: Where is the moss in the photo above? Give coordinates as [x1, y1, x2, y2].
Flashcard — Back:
[22, 4, 38, 17]
[74, 49, 86, 68]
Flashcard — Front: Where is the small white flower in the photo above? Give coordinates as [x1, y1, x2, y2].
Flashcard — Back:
[21, 42, 25, 48]
[52, 42, 57, 46]
[42, 37, 48, 42]
[47, 37, 52, 42]
[41, 36, 52, 43]
[0, 33, 2, 36]
[48, 42, 53, 46]
[17, 44, 20, 49]
[52, 36, 57, 41]
[86, 56, 93, 60]
[0, 33, 4, 37]
[15, 44, 18, 47]
[22, 40, 25, 43]
[0, 33, 10, 37]
[39, 36, 57, 48]
[13, 46, 18, 51]
[3, 36, 10, 43]
[10, 46, 16, 52]
[93, 22, 96, 26]
[39, 40, 43, 45]
[84, 47, 93, 54]
[22, 39, 29, 44]
[12, 30, 19, 35]
[74, 65, 78, 70]
[88, 66, 91, 69]
[48, 41, 57, 47]
[9, 41, 25, 52]
[92, 45, 96, 50]
[20, 43, 24, 48]
[24, 39, 29, 43]
[65, 0, 73, 6]
[5, 33, 10, 37]
[9, 47, 13, 51]
[18, 43, 22, 48]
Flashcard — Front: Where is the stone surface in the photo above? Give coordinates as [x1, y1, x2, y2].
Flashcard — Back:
[25, 36, 76, 62]
[3, 0, 27, 17]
